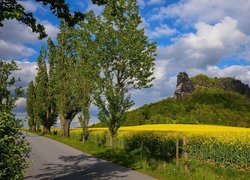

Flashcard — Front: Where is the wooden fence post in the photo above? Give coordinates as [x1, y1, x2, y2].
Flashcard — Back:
[183, 136, 189, 173]
[176, 138, 179, 168]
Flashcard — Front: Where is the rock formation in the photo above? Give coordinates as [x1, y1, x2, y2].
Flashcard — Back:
[174, 72, 250, 99]
[174, 72, 195, 100]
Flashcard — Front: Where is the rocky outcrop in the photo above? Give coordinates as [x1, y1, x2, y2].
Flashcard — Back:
[174, 72, 250, 98]
[220, 78, 250, 97]
[174, 72, 195, 100]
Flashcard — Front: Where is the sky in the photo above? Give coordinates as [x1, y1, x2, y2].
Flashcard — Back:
[1, 0, 250, 127]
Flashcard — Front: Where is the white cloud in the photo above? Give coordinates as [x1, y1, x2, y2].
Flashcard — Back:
[13, 97, 26, 113]
[86, 0, 104, 15]
[12, 61, 37, 93]
[205, 65, 250, 85]
[150, 0, 250, 33]
[0, 20, 59, 60]
[0, 20, 38, 44]
[0, 40, 36, 59]
[148, 24, 176, 38]
[20, 0, 40, 12]
[137, 0, 164, 7]
[40, 20, 59, 40]
[157, 17, 249, 69]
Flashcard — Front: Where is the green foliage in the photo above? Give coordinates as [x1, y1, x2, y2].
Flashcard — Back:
[92, 0, 156, 145]
[26, 81, 36, 131]
[125, 89, 250, 127]
[124, 133, 176, 162]
[0, 0, 105, 39]
[54, 21, 81, 137]
[27, 41, 58, 133]
[35, 46, 49, 127]
[0, 60, 22, 112]
[0, 112, 30, 179]
[73, 15, 100, 141]
[0, 60, 29, 179]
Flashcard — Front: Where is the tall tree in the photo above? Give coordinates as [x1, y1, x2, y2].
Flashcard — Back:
[93, 0, 156, 147]
[35, 46, 49, 133]
[54, 22, 80, 137]
[74, 15, 99, 142]
[46, 38, 58, 133]
[34, 44, 57, 133]
[0, 0, 106, 39]
[26, 81, 37, 131]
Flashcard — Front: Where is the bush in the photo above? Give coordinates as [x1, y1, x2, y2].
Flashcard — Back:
[0, 111, 30, 180]
[123, 133, 176, 162]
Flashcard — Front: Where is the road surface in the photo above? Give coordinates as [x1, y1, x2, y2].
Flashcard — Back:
[24, 132, 155, 180]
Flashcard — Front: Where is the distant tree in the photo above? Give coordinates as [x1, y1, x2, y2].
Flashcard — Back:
[54, 22, 80, 137]
[93, 0, 156, 147]
[26, 81, 37, 131]
[0, 0, 106, 39]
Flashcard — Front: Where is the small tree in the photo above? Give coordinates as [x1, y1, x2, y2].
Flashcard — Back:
[93, 0, 156, 147]
[0, 60, 22, 111]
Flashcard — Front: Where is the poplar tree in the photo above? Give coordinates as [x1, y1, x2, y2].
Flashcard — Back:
[46, 38, 58, 132]
[35, 46, 49, 133]
[74, 14, 99, 142]
[28, 41, 57, 133]
[26, 81, 37, 131]
[55, 22, 80, 137]
[93, 0, 156, 147]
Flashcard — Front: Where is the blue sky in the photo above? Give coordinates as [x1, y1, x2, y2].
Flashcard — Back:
[1, 0, 250, 126]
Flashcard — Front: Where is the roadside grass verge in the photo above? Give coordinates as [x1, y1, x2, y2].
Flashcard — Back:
[25, 130, 250, 180]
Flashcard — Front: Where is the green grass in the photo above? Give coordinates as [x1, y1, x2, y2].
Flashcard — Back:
[26, 130, 250, 180]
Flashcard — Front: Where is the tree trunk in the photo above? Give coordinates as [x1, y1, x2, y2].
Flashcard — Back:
[32, 125, 36, 132]
[44, 126, 51, 134]
[109, 134, 114, 148]
[78, 109, 90, 143]
[59, 114, 71, 137]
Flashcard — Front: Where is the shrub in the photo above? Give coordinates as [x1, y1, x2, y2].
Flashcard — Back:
[123, 133, 176, 162]
[0, 111, 30, 180]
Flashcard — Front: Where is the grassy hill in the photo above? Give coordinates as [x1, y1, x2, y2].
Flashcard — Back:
[91, 74, 250, 128]
[125, 88, 250, 127]
[122, 74, 250, 127]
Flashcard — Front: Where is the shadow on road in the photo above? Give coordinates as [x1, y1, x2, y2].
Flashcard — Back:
[25, 154, 130, 180]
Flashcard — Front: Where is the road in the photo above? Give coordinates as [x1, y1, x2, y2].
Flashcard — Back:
[24, 132, 155, 180]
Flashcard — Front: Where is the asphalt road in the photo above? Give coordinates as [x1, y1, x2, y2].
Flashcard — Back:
[24, 132, 155, 180]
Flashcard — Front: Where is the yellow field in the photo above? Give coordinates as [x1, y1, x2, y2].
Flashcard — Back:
[65, 124, 250, 144]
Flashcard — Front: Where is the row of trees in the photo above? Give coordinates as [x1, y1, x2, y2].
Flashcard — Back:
[27, 0, 156, 146]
